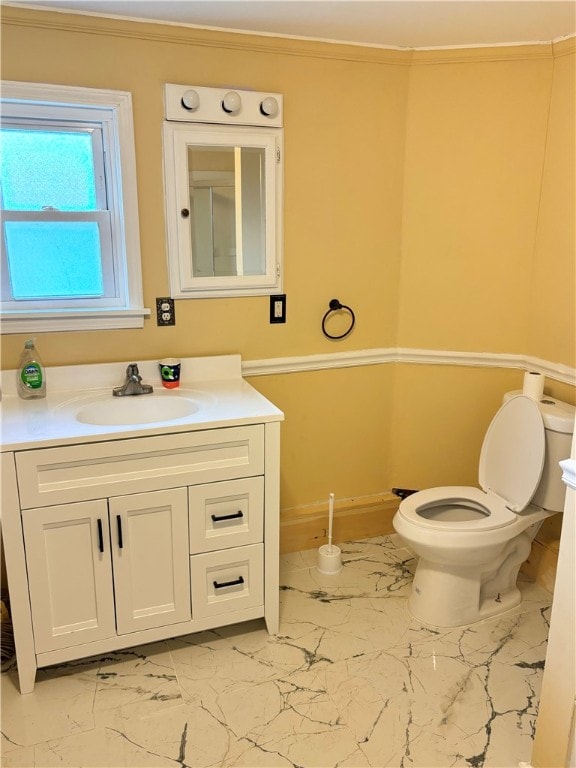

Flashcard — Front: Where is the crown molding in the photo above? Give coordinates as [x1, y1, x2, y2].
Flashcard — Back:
[0, 6, 410, 66]
[411, 43, 553, 66]
[3, 5, 571, 67]
[553, 35, 576, 57]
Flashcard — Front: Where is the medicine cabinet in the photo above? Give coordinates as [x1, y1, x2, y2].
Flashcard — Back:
[162, 84, 283, 298]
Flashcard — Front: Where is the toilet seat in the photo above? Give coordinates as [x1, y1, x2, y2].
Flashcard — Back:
[398, 486, 518, 531]
[398, 396, 546, 532]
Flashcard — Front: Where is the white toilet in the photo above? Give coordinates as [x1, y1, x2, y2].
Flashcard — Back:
[393, 392, 575, 627]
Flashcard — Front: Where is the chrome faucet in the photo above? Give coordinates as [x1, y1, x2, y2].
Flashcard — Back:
[112, 363, 153, 397]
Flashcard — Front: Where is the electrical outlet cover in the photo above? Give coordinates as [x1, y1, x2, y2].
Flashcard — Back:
[156, 297, 175, 326]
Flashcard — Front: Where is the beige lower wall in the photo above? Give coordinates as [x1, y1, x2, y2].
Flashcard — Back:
[249, 364, 396, 510]
[264, 359, 572, 594]
[251, 361, 574, 513]
[280, 491, 398, 554]
[254, 360, 572, 594]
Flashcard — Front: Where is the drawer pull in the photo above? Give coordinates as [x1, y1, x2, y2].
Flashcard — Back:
[211, 510, 244, 523]
[116, 515, 123, 549]
[213, 576, 244, 590]
[97, 518, 104, 553]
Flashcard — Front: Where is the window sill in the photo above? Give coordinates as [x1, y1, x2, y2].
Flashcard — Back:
[0, 308, 151, 334]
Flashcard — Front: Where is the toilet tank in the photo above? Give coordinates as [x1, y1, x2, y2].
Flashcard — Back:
[504, 391, 575, 511]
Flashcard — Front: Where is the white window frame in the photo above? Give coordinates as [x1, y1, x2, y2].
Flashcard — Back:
[0, 81, 149, 333]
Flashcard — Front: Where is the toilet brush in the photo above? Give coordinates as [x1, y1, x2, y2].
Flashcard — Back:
[317, 492, 343, 574]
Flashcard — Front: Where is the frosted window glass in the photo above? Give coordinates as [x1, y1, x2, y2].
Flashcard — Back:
[0, 129, 97, 211]
[4, 221, 104, 298]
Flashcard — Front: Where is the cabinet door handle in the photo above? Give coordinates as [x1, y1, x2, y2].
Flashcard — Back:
[213, 575, 244, 590]
[116, 515, 123, 549]
[211, 510, 244, 523]
[97, 518, 104, 553]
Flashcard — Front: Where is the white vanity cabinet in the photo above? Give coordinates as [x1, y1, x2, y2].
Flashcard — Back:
[1, 360, 282, 696]
[22, 488, 191, 654]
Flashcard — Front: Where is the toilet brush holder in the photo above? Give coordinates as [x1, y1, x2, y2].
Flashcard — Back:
[317, 544, 342, 575]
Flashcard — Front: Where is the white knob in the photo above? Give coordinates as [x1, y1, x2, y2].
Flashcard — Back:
[181, 89, 200, 111]
[260, 96, 279, 118]
[222, 91, 241, 114]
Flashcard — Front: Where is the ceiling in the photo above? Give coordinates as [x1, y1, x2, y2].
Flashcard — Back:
[6, 0, 576, 49]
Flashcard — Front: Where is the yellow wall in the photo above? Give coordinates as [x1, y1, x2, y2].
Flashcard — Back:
[529, 42, 576, 367]
[398, 48, 552, 354]
[390, 40, 575, 491]
[1, 8, 574, 510]
[0, 9, 408, 365]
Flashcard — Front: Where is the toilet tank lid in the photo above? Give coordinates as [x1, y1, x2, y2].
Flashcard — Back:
[504, 391, 575, 434]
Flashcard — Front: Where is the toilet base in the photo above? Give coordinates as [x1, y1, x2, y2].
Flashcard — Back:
[408, 575, 521, 627]
[407, 556, 525, 627]
[404, 530, 535, 628]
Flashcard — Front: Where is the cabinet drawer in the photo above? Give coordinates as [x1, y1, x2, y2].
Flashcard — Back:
[15, 425, 264, 509]
[190, 544, 263, 619]
[188, 477, 263, 554]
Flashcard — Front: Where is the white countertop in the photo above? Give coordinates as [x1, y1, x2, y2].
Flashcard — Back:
[0, 355, 283, 451]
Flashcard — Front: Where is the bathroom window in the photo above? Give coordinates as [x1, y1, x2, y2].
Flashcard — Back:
[0, 82, 148, 333]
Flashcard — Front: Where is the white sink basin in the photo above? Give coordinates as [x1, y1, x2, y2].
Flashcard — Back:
[53, 390, 210, 427]
[76, 395, 199, 426]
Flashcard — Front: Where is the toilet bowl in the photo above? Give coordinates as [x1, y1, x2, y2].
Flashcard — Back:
[393, 392, 575, 627]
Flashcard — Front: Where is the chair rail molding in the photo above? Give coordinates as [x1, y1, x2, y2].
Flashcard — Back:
[243, 348, 576, 386]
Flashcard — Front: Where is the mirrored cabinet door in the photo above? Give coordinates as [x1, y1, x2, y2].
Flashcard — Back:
[163, 123, 283, 298]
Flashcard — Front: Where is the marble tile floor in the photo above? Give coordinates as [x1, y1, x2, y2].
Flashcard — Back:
[1, 535, 552, 768]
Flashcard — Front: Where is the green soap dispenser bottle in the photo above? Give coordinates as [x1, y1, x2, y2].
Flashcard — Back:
[18, 339, 46, 399]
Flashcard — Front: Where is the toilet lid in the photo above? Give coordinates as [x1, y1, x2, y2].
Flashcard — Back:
[479, 395, 545, 512]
